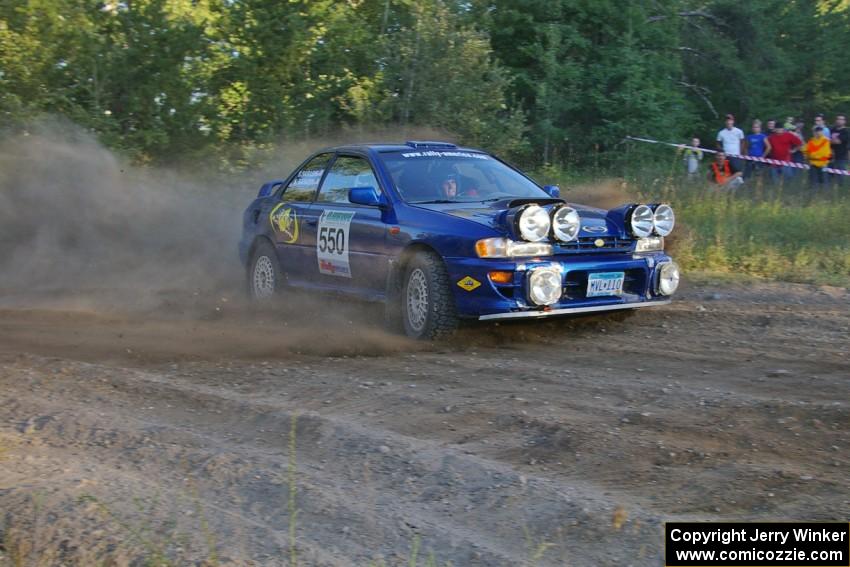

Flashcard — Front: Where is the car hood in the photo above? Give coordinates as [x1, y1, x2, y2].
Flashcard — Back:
[412, 200, 621, 237]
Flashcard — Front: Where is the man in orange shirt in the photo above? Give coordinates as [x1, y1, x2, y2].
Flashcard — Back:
[707, 151, 744, 188]
[804, 126, 832, 188]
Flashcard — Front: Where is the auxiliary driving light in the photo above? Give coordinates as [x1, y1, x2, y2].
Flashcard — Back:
[551, 206, 581, 242]
[527, 267, 562, 306]
[657, 262, 680, 296]
[517, 204, 551, 242]
[653, 204, 675, 236]
[630, 204, 654, 238]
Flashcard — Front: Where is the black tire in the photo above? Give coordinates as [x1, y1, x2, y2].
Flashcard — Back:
[247, 239, 283, 301]
[401, 252, 459, 339]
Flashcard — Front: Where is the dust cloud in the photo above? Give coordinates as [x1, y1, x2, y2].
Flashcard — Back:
[0, 122, 247, 310]
[0, 121, 450, 356]
[0, 121, 450, 309]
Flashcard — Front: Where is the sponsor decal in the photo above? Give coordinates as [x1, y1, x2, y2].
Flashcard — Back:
[401, 150, 489, 160]
[269, 204, 299, 244]
[457, 276, 482, 292]
[317, 210, 356, 278]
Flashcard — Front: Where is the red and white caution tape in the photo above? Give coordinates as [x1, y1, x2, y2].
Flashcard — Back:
[625, 135, 850, 176]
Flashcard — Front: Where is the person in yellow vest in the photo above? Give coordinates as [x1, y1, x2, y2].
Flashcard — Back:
[707, 151, 744, 188]
[804, 126, 832, 188]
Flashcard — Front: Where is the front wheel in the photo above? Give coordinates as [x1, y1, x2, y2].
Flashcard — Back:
[247, 240, 283, 301]
[402, 252, 459, 339]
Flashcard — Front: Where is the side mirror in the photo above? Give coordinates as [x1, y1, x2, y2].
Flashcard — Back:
[349, 186, 385, 207]
[543, 185, 561, 198]
[258, 180, 284, 198]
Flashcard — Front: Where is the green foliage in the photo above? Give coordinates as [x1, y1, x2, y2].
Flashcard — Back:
[1, 0, 848, 167]
[482, 0, 692, 165]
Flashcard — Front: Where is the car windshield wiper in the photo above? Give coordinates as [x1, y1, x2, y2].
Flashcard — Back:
[408, 199, 458, 204]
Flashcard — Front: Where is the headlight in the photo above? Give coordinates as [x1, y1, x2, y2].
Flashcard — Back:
[551, 206, 580, 242]
[653, 204, 675, 236]
[657, 262, 680, 296]
[527, 267, 562, 305]
[475, 237, 553, 258]
[630, 204, 654, 238]
[517, 204, 551, 242]
[635, 236, 664, 253]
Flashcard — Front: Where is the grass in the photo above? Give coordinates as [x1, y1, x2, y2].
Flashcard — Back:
[649, 173, 850, 287]
[539, 152, 850, 288]
[667, 188, 850, 286]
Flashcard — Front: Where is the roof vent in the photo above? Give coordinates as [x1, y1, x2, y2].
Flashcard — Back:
[405, 140, 457, 149]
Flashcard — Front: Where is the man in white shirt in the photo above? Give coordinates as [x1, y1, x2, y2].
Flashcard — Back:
[717, 113, 745, 171]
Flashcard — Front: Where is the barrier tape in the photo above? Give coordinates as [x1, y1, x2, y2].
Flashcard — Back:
[625, 135, 850, 176]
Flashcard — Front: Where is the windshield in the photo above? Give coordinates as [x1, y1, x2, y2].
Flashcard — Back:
[379, 150, 549, 203]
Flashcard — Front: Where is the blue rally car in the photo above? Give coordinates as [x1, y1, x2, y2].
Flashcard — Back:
[239, 141, 680, 339]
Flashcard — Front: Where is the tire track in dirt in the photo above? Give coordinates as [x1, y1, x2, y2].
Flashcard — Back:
[1, 356, 661, 565]
[0, 280, 848, 565]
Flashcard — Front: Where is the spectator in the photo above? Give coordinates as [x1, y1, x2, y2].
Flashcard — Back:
[716, 113, 745, 170]
[680, 137, 704, 179]
[804, 126, 832, 188]
[708, 151, 744, 188]
[744, 120, 771, 179]
[794, 119, 806, 142]
[767, 123, 802, 182]
[830, 114, 848, 186]
[765, 119, 777, 134]
[813, 113, 831, 139]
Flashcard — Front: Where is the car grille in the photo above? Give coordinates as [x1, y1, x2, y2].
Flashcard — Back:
[554, 236, 634, 254]
[563, 268, 647, 300]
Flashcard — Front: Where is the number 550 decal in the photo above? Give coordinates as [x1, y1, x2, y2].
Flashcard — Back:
[317, 210, 356, 277]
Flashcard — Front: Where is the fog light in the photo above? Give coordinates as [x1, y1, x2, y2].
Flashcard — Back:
[658, 262, 680, 296]
[528, 267, 562, 305]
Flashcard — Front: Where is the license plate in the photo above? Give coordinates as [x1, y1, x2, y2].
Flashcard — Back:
[587, 272, 624, 297]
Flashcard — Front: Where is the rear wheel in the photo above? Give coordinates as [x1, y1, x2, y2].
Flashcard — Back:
[401, 252, 458, 339]
[247, 240, 282, 301]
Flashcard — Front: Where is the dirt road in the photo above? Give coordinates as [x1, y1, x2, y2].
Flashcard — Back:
[0, 280, 848, 566]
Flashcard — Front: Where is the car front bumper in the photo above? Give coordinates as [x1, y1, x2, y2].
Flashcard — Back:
[443, 252, 676, 321]
[477, 299, 670, 320]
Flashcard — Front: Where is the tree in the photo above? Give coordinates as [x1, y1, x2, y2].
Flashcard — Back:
[481, 0, 692, 166]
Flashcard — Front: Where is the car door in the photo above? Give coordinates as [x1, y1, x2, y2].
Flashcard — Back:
[307, 154, 392, 294]
[269, 153, 332, 284]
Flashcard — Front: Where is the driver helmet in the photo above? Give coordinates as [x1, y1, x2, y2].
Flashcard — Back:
[435, 165, 459, 198]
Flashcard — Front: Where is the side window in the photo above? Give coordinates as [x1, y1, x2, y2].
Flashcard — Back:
[282, 153, 332, 202]
[317, 156, 379, 204]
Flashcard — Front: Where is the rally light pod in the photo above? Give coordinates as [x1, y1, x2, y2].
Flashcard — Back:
[507, 204, 551, 242]
[652, 204, 675, 236]
[551, 205, 581, 242]
[629, 204, 654, 238]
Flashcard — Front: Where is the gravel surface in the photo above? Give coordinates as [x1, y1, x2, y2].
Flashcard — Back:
[0, 280, 848, 566]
